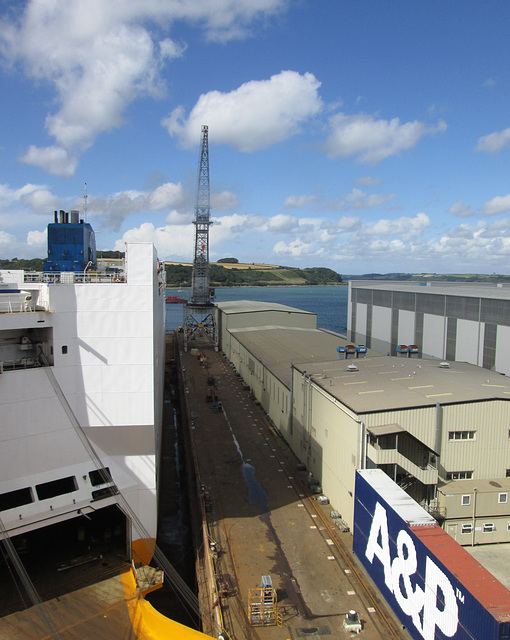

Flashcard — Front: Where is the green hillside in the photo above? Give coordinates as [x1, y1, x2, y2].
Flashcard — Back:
[165, 263, 343, 287]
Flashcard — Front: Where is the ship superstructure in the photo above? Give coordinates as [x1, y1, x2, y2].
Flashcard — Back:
[0, 217, 166, 607]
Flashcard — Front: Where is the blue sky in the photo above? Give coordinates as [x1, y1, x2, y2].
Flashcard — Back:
[1, 1, 510, 274]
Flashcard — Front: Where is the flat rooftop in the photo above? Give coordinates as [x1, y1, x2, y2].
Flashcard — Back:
[231, 323, 510, 412]
[229, 326, 384, 387]
[216, 299, 316, 316]
[350, 279, 510, 300]
[294, 356, 510, 414]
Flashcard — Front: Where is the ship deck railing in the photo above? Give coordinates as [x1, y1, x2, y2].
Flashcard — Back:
[23, 271, 126, 284]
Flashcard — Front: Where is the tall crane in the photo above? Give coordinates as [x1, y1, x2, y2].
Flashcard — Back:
[184, 125, 217, 350]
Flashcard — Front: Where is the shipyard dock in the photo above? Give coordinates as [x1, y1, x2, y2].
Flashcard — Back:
[177, 335, 407, 640]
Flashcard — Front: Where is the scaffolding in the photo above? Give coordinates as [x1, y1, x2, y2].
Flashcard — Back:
[248, 576, 278, 626]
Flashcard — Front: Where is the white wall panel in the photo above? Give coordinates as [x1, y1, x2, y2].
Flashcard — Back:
[371, 306, 391, 342]
[398, 309, 416, 345]
[456, 319, 481, 366]
[356, 303, 367, 337]
[422, 314, 446, 359]
[495, 325, 510, 376]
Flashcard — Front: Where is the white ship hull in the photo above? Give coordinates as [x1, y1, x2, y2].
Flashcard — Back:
[0, 242, 166, 558]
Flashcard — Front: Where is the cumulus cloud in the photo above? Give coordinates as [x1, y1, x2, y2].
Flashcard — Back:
[360, 212, 430, 238]
[27, 229, 47, 247]
[284, 188, 394, 212]
[113, 221, 195, 259]
[356, 176, 382, 186]
[322, 113, 447, 163]
[481, 194, 510, 217]
[87, 182, 187, 230]
[449, 201, 476, 218]
[1, 0, 286, 175]
[284, 195, 320, 209]
[162, 71, 323, 151]
[19, 146, 78, 178]
[476, 128, 510, 153]
[211, 191, 240, 210]
[273, 239, 323, 257]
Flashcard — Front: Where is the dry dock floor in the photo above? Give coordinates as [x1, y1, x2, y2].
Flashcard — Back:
[180, 336, 407, 640]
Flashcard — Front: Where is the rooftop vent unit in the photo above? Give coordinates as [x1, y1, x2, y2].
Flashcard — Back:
[439, 362, 450, 368]
[347, 364, 358, 372]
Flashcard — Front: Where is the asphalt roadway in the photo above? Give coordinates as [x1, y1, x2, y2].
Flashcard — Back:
[178, 335, 407, 640]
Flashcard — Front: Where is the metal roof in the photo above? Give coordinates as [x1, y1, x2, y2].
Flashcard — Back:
[293, 355, 510, 413]
[358, 469, 436, 526]
[367, 423, 405, 436]
[216, 299, 315, 315]
[229, 326, 384, 387]
[350, 279, 510, 300]
[413, 525, 510, 622]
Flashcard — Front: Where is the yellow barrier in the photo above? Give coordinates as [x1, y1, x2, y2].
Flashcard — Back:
[121, 568, 211, 640]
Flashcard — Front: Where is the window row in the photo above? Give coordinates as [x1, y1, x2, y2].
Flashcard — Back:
[446, 471, 473, 480]
[461, 492, 507, 506]
[460, 522, 509, 534]
[0, 468, 113, 512]
[448, 430, 475, 441]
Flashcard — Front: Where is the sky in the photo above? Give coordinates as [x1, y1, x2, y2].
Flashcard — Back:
[1, 1, 510, 275]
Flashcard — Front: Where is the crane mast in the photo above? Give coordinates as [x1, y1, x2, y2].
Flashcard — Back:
[184, 125, 217, 350]
[191, 125, 212, 305]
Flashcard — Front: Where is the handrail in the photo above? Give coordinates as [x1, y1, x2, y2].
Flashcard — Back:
[23, 271, 125, 284]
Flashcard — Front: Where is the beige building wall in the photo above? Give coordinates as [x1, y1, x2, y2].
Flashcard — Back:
[440, 401, 510, 480]
[291, 369, 362, 527]
[438, 479, 510, 545]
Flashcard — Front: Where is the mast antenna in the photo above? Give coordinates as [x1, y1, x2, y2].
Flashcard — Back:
[83, 183, 88, 223]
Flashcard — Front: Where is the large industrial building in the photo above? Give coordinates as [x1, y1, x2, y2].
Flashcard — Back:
[215, 297, 510, 547]
[348, 280, 510, 375]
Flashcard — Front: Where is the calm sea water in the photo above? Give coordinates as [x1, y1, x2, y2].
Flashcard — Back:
[165, 285, 349, 334]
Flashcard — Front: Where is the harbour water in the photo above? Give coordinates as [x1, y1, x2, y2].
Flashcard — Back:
[165, 285, 349, 334]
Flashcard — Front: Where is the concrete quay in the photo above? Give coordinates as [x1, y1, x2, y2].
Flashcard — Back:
[178, 335, 407, 640]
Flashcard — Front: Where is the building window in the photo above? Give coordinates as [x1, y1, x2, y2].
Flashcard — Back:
[507, 469, 510, 478]
[461, 523, 473, 534]
[507, 522, 510, 532]
[483, 523, 495, 533]
[499, 493, 508, 504]
[461, 495, 471, 506]
[447, 471, 473, 480]
[0, 487, 34, 512]
[36, 476, 78, 500]
[448, 430, 476, 441]
[61, 345, 68, 354]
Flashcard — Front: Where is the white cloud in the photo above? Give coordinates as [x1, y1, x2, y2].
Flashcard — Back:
[481, 194, 510, 217]
[1, 0, 286, 175]
[20, 146, 78, 178]
[323, 113, 447, 163]
[449, 201, 476, 218]
[211, 191, 240, 210]
[284, 188, 394, 212]
[87, 182, 188, 230]
[113, 221, 195, 260]
[27, 229, 47, 247]
[360, 212, 430, 238]
[356, 176, 382, 186]
[476, 128, 510, 153]
[0, 230, 17, 247]
[273, 239, 323, 257]
[162, 71, 323, 151]
[267, 214, 299, 233]
[284, 195, 320, 209]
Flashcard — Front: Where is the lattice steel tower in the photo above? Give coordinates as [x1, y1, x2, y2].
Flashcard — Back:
[184, 125, 217, 350]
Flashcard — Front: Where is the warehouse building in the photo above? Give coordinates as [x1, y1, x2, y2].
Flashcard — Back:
[215, 300, 510, 545]
[348, 280, 510, 375]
